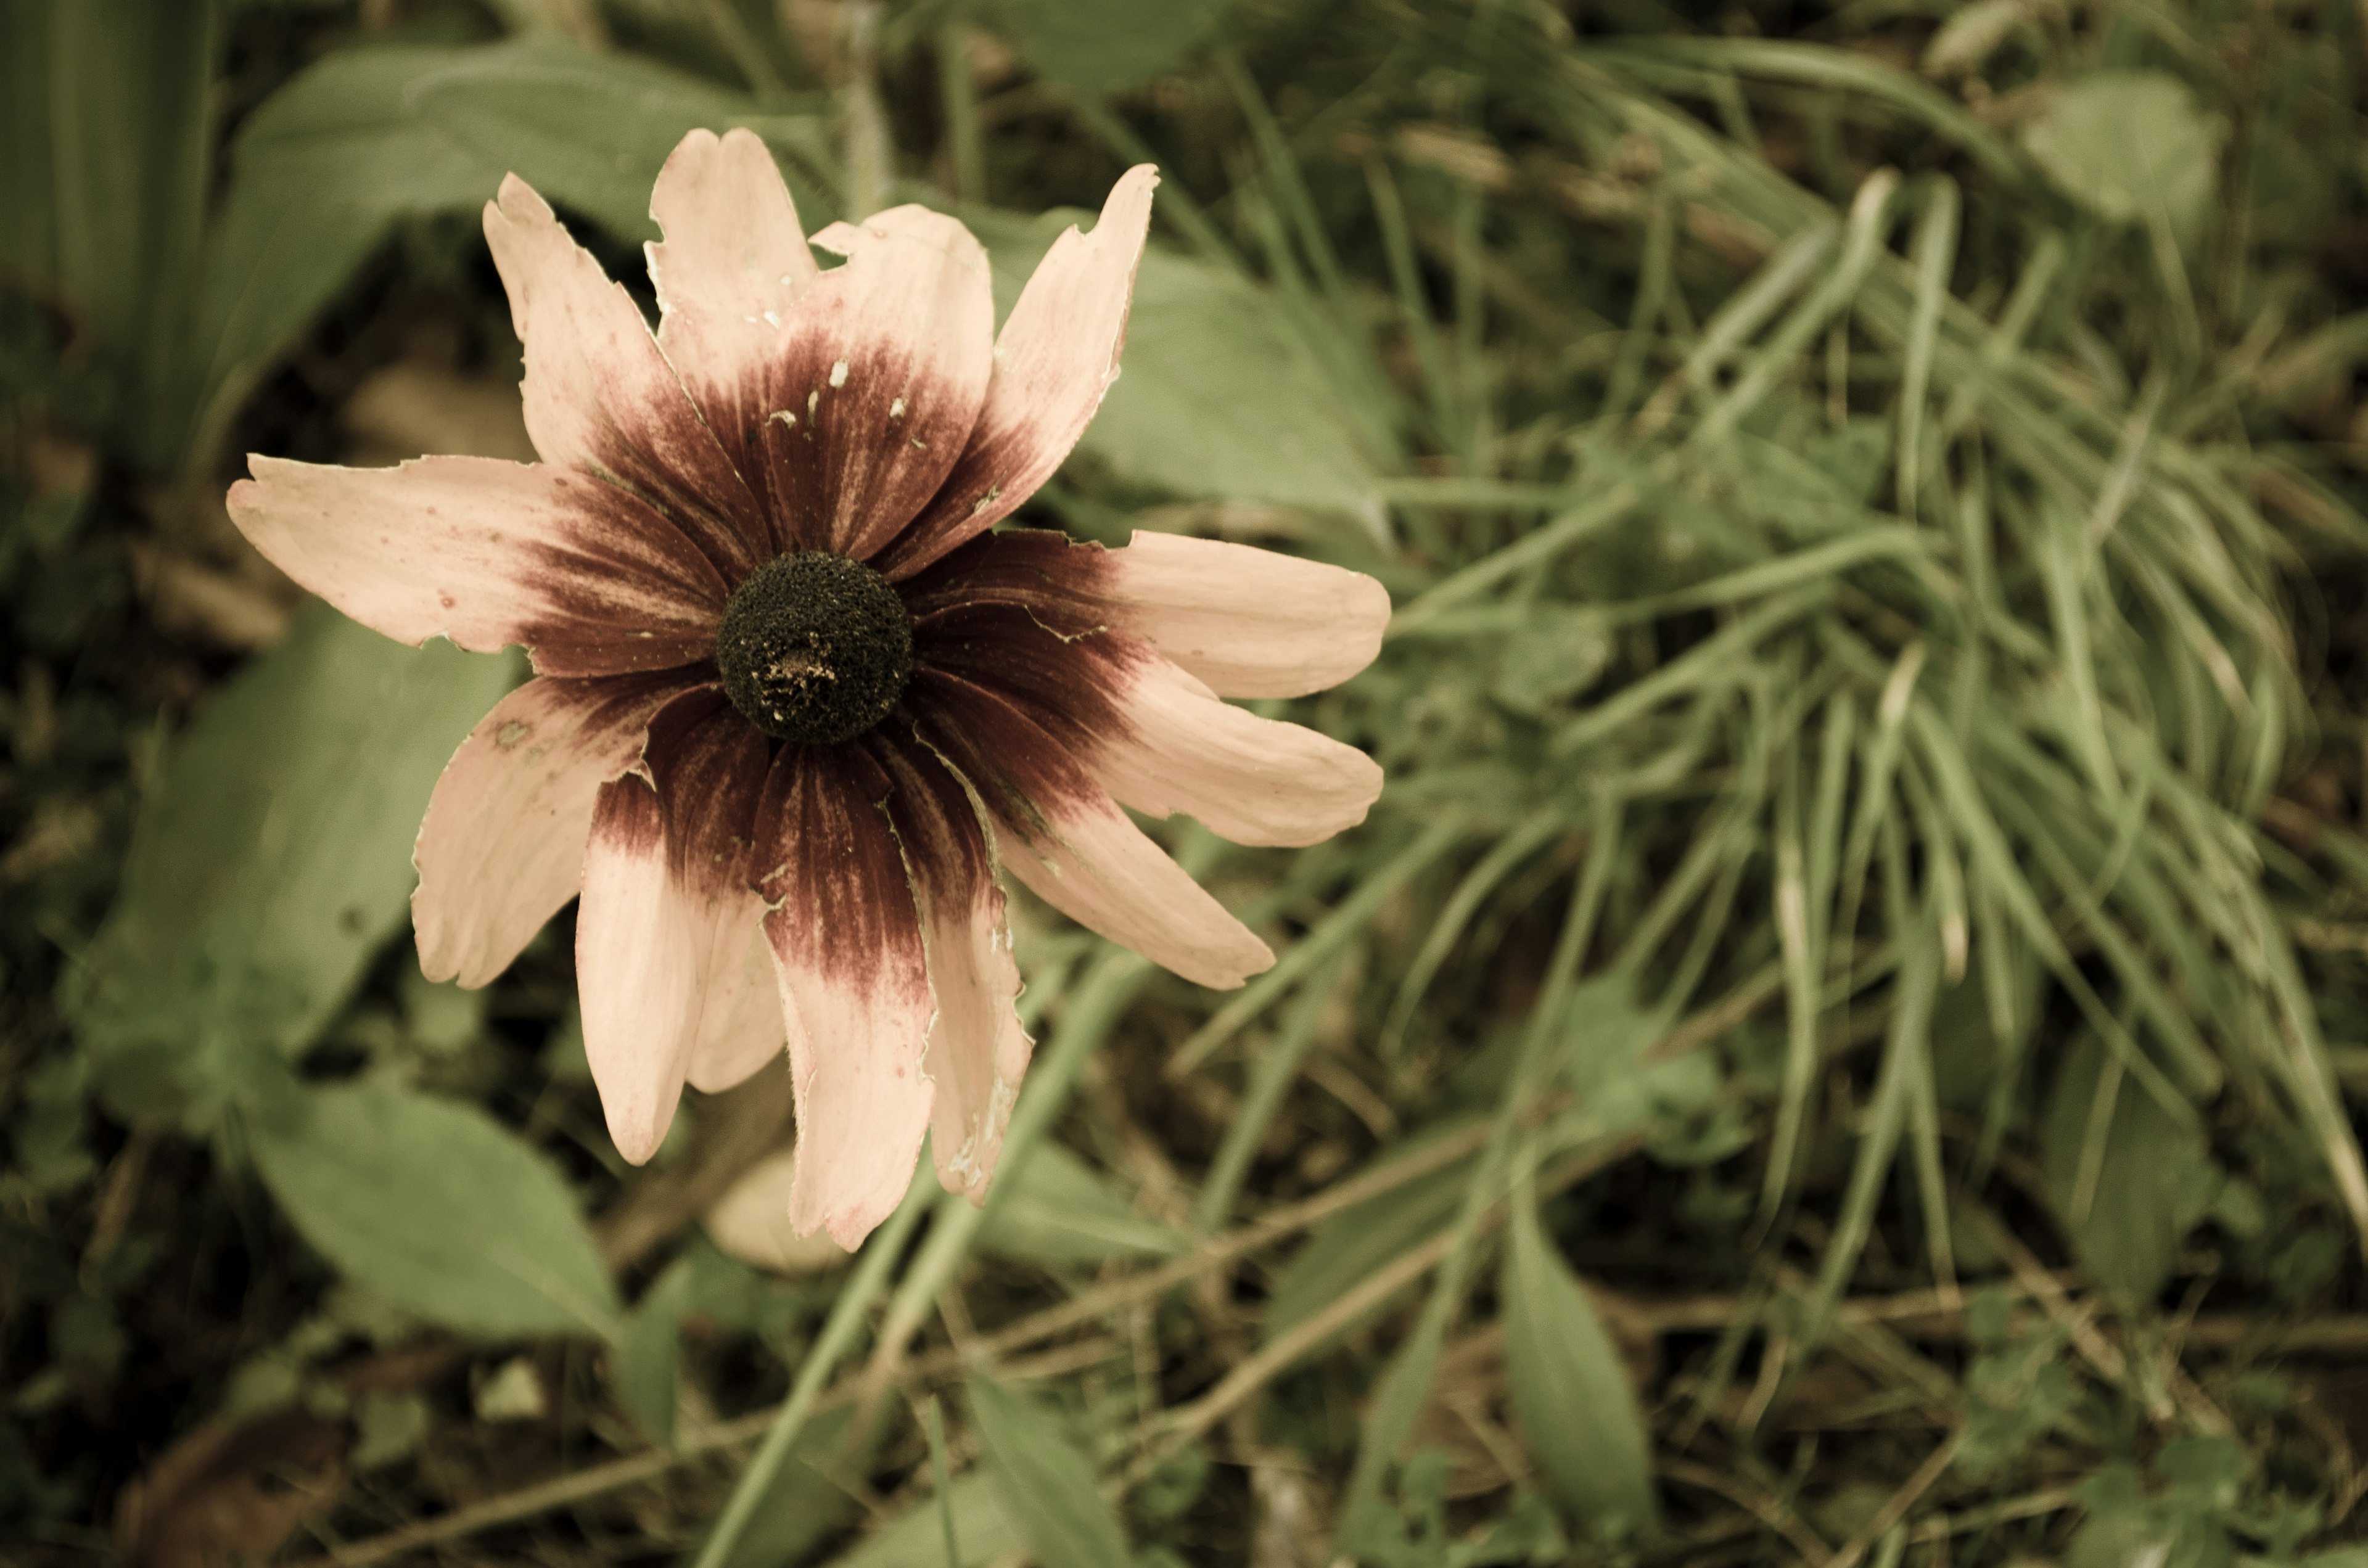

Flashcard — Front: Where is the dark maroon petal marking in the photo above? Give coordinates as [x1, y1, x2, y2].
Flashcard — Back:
[870, 168, 1157, 581]
[894, 528, 1116, 638]
[754, 744, 929, 990]
[584, 387, 776, 583]
[746, 211, 993, 559]
[864, 728, 993, 911]
[228, 454, 727, 681]
[482, 174, 773, 583]
[639, 686, 771, 897]
[900, 666, 1106, 837]
[912, 601, 1139, 761]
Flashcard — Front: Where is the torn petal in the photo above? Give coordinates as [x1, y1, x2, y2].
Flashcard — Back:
[868, 733, 1031, 1204]
[414, 669, 707, 989]
[483, 173, 768, 579]
[751, 205, 994, 559]
[755, 745, 935, 1249]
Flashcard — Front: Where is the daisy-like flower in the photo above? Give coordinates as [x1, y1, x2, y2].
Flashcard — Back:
[226, 130, 1388, 1248]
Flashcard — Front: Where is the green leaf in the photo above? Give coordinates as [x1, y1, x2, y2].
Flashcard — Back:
[991, 0, 1230, 93]
[976, 1143, 1182, 1265]
[2040, 1033, 2208, 1308]
[967, 208, 1383, 524]
[2021, 72, 2221, 234]
[403, 47, 834, 242]
[249, 1081, 622, 1340]
[833, 1472, 1019, 1568]
[71, 604, 519, 1074]
[612, 1257, 692, 1446]
[965, 1376, 1130, 1568]
[5, 0, 220, 453]
[1502, 1194, 1658, 1541]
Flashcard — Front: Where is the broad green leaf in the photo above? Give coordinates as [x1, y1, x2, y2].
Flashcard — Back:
[968, 208, 1383, 524]
[405, 48, 834, 242]
[2040, 1033, 2207, 1307]
[612, 1257, 692, 1446]
[71, 604, 519, 1068]
[1502, 1195, 1658, 1541]
[2021, 72, 2221, 234]
[6, 0, 220, 456]
[249, 1082, 622, 1339]
[977, 1143, 1182, 1264]
[833, 1472, 1019, 1568]
[966, 1376, 1130, 1568]
[992, 0, 1229, 92]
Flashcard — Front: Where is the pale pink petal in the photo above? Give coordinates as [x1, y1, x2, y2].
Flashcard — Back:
[414, 670, 705, 988]
[684, 915, 785, 1094]
[484, 173, 768, 578]
[1089, 652, 1383, 847]
[228, 454, 726, 677]
[1100, 531, 1391, 698]
[646, 128, 820, 554]
[907, 670, 1273, 990]
[749, 204, 993, 559]
[868, 734, 1031, 1204]
[757, 746, 936, 1249]
[879, 166, 1159, 580]
[577, 773, 699, 1164]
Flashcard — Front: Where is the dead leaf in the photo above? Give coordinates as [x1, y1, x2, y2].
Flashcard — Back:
[115, 1408, 345, 1568]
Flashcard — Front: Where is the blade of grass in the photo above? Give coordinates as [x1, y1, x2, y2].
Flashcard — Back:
[1170, 818, 1468, 1077]
[1333, 797, 1620, 1553]
[1381, 811, 1564, 1057]
[1193, 953, 1349, 1233]
[1896, 176, 1959, 523]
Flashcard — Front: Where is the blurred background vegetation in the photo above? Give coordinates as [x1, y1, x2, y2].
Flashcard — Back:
[10, 0, 2368, 1564]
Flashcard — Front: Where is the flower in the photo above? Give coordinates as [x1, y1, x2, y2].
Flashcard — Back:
[225, 129, 1389, 1248]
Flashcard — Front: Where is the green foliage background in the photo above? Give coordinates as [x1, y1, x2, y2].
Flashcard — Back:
[8, 0, 2368, 1564]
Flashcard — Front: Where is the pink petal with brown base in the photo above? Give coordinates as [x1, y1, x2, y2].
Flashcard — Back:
[1099, 531, 1392, 697]
[641, 689, 777, 1086]
[880, 166, 1160, 580]
[577, 773, 700, 1164]
[646, 128, 821, 554]
[906, 671, 1273, 990]
[754, 206, 994, 560]
[1086, 651, 1383, 847]
[484, 174, 768, 580]
[869, 735, 1031, 1203]
[757, 746, 936, 1247]
[414, 669, 708, 989]
[227, 455, 726, 677]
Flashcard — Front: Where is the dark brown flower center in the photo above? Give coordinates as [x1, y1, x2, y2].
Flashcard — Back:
[717, 552, 913, 744]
